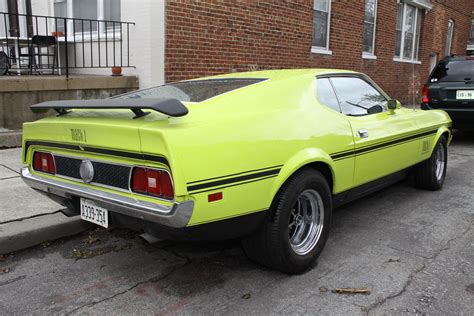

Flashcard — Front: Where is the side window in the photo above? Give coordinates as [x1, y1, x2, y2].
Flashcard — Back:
[316, 78, 341, 112]
[330, 77, 387, 116]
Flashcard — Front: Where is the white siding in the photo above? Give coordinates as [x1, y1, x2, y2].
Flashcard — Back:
[0, 0, 6, 37]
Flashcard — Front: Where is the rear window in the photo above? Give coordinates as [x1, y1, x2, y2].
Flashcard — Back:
[430, 59, 474, 83]
[117, 78, 266, 102]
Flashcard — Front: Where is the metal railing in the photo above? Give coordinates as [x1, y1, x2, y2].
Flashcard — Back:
[0, 12, 134, 77]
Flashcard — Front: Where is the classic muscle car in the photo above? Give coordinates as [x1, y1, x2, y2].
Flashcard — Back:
[21, 69, 452, 274]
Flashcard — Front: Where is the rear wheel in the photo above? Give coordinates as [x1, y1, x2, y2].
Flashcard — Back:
[242, 169, 332, 274]
[414, 136, 447, 190]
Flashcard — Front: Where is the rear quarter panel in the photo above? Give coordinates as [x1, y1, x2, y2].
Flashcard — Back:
[156, 76, 355, 226]
[412, 109, 452, 160]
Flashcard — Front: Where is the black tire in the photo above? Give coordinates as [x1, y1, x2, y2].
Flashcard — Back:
[242, 168, 332, 274]
[414, 136, 447, 190]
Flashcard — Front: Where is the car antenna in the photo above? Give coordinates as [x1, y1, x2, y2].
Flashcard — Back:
[412, 63, 416, 111]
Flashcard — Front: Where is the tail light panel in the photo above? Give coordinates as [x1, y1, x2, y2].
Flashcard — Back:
[421, 84, 429, 103]
[32, 151, 56, 174]
[131, 167, 174, 200]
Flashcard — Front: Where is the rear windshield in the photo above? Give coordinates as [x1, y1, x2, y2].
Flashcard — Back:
[117, 78, 266, 102]
[430, 59, 474, 83]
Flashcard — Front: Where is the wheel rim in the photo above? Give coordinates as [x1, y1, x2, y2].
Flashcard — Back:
[434, 142, 446, 181]
[288, 189, 324, 256]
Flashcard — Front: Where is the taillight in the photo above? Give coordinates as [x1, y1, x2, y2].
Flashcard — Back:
[421, 84, 429, 103]
[131, 167, 174, 200]
[32, 151, 56, 174]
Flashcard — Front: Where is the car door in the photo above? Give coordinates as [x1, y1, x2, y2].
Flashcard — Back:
[329, 75, 422, 187]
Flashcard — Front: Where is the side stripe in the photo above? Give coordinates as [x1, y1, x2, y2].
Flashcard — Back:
[189, 175, 279, 195]
[330, 129, 438, 161]
[187, 168, 281, 192]
[187, 164, 284, 185]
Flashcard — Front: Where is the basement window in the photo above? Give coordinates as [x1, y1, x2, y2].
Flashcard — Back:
[445, 19, 454, 57]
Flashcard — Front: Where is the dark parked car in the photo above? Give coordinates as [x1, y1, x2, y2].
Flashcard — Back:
[421, 56, 474, 130]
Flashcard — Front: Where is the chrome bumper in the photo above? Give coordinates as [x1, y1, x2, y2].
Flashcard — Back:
[21, 167, 194, 228]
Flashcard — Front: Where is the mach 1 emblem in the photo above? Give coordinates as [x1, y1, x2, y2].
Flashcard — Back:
[71, 128, 87, 142]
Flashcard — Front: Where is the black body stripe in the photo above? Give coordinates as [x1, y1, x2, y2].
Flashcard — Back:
[187, 168, 280, 192]
[190, 175, 279, 195]
[187, 164, 284, 185]
[24, 141, 170, 167]
[330, 129, 438, 160]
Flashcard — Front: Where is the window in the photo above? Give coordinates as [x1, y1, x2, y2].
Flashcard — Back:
[117, 79, 267, 103]
[470, 19, 474, 45]
[445, 19, 454, 57]
[394, 2, 423, 63]
[363, 0, 377, 57]
[52, 0, 121, 34]
[104, 0, 121, 23]
[430, 59, 474, 83]
[330, 77, 387, 116]
[316, 78, 341, 112]
[73, 0, 98, 32]
[312, 0, 331, 54]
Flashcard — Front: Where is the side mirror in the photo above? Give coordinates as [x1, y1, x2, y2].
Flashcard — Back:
[387, 99, 401, 113]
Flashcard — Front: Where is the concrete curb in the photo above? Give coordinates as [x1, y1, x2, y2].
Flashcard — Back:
[0, 130, 22, 148]
[0, 213, 93, 254]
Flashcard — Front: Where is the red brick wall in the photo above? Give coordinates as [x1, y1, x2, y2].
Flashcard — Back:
[165, 0, 474, 104]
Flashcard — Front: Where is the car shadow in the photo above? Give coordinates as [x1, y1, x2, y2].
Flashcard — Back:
[450, 129, 474, 145]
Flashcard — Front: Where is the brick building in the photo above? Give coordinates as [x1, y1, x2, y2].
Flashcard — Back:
[2, 0, 472, 102]
[166, 0, 474, 104]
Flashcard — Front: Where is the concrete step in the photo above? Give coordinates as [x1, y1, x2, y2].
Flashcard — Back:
[0, 129, 22, 148]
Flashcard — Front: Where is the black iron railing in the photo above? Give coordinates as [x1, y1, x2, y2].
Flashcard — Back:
[0, 12, 134, 77]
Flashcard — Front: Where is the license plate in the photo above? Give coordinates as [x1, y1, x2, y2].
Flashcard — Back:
[456, 90, 474, 100]
[80, 198, 109, 228]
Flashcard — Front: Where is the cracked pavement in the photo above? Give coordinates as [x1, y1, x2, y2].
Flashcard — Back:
[0, 131, 473, 315]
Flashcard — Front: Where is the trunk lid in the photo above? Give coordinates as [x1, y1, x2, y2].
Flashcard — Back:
[428, 81, 474, 109]
[22, 109, 176, 165]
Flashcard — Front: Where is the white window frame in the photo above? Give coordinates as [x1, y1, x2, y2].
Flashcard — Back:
[49, 0, 120, 41]
[362, 0, 377, 59]
[311, 0, 332, 55]
[393, 2, 422, 64]
[445, 19, 454, 57]
[468, 18, 474, 51]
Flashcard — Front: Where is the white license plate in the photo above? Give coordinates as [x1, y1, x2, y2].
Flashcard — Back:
[80, 198, 109, 228]
[456, 90, 474, 100]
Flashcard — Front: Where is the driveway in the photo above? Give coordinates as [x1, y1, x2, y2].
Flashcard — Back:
[0, 132, 473, 315]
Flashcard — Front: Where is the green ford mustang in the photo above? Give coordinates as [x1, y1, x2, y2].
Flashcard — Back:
[21, 69, 451, 274]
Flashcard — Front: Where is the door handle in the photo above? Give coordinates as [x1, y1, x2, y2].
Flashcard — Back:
[358, 129, 369, 138]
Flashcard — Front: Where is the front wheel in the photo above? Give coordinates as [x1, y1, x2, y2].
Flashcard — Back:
[414, 136, 447, 190]
[242, 169, 332, 274]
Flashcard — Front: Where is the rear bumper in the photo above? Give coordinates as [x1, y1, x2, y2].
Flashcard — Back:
[421, 104, 474, 129]
[21, 167, 194, 228]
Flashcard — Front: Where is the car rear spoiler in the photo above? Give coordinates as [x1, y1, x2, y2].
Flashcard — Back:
[30, 98, 188, 118]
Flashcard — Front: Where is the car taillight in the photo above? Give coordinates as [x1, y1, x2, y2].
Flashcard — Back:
[422, 84, 429, 103]
[131, 167, 174, 200]
[32, 151, 56, 174]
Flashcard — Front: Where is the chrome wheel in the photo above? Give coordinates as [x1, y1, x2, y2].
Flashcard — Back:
[288, 189, 324, 255]
[434, 142, 446, 181]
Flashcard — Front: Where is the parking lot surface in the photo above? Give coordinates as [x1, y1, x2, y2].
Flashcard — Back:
[0, 132, 473, 315]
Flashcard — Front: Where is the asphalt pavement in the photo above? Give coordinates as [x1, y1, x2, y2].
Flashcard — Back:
[0, 132, 473, 315]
